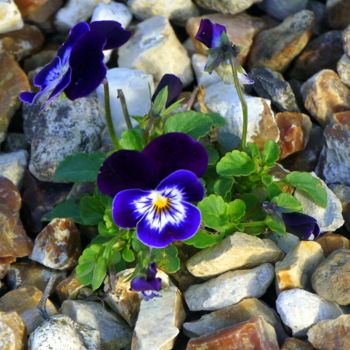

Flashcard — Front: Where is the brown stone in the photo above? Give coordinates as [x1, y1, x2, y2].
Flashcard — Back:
[301, 69, 350, 126]
[343, 25, 350, 57]
[281, 337, 315, 350]
[326, 0, 350, 29]
[0, 257, 15, 279]
[14, 0, 63, 23]
[312, 249, 350, 305]
[0, 311, 26, 350]
[276, 112, 312, 160]
[0, 285, 57, 333]
[316, 233, 350, 256]
[248, 10, 315, 72]
[186, 12, 267, 64]
[30, 218, 82, 270]
[186, 316, 279, 350]
[289, 30, 343, 80]
[24, 49, 57, 72]
[0, 25, 44, 60]
[0, 177, 32, 259]
[0, 52, 30, 144]
[307, 315, 350, 350]
[337, 55, 350, 88]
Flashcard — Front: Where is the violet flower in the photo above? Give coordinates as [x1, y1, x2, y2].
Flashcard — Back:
[20, 21, 131, 108]
[152, 74, 183, 108]
[97, 133, 208, 247]
[262, 202, 320, 240]
[130, 262, 162, 301]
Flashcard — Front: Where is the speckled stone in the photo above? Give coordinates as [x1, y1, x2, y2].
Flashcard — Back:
[0, 311, 26, 350]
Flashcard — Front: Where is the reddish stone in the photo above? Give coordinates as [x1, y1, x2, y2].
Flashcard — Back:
[14, 0, 63, 23]
[186, 316, 279, 350]
[316, 233, 350, 257]
[282, 337, 315, 350]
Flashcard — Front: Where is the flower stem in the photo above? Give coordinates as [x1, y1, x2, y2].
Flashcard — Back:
[241, 220, 266, 227]
[103, 80, 120, 150]
[229, 57, 248, 151]
[117, 89, 132, 130]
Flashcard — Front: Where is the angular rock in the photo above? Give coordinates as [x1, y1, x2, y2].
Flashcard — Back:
[0, 150, 28, 188]
[276, 112, 312, 160]
[186, 316, 279, 350]
[337, 54, 350, 88]
[267, 232, 300, 254]
[248, 10, 315, 72]
[289, 31, 343, 81]
[259, 0, 308, 20]
[193, 0, 263, 15]
[61, 300, 132, 350]
[316, 233, 350, 257]
[132, 284, 185, 350]
[251, 68, 300, 112]
[185, 263, 274, 311]
[186, 13, 267, 64]
[307, 0, 326, 35]
[0, 285, 57, 333]
[3, 133, 28, 153]
[187, 232, 283, 278]
[205, 81, 280, 150]
[0, 1, 23, 34]
[307, 315, 350, 350]
[276, 288, 344, 336]
[96, 68, 154, 137]
[281, 338, 315, 350]
[326, 0, 350, 29]
[0, 52, 30, 144]
[295, 174, 344, 232]
[301, 69, 350, 126]
[275, 241, 324, 293]
[30, 218, 81, 270]
[0, 311, 26, 350]
[0, 24, 44, 60]
[55, 272, 92, 302]
[28, 314, 100, 350]
[23, 93, 103, 182]
[312, 249, 350, 305]
[192, 54, 221, 87]
[91, 2, 132, 28]
[118, 15, 193, 86]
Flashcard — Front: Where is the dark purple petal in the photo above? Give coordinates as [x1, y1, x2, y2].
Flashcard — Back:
[146, 262, 158, 280]
[282, 212, 320, 240]
[156, 170, 204, 203]
[142, 133, 208, 180]
[112, 189, 151, 228]
[195, 19, 226, 49]
[130, 276, 162, 292]
[136, 202, 201, 248]
[211, 22, 226, 48]
[65, 31, 107, 100]
[19, 91, 37, 104]
[89, 20, 131, 50]
[152, 74, 183, 107]
[33, 56, 62, 88]
[97, 150, 159, 197]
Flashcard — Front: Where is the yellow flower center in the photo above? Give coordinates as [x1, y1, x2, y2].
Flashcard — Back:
[152, 192, 170, 213]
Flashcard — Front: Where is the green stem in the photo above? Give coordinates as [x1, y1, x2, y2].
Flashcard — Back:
[241, 220, 266, 227]
[103, 80, 120, 150]
[229, 57, 248, 151]
[117, 89, 132, 130]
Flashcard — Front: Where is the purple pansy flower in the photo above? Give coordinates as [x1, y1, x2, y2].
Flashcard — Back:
[195, 18, 226, 49]
[131, 262, 162, 301]
[152, 74, 183, 108]
[262, 202, 320, 240]
[19, 21, 131, 108]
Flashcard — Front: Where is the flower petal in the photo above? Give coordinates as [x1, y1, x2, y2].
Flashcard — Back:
[65, 31, 107, 100]
[130, 276, 162, 292]
[97, 150, 159, 197]
[152, 74, 183, 107]
[156, 170, 204, 203]
[112, 188, 151, 228]
[195, 19, 213, 48]
[142, 132, 208, 180]
[89, 20, 131, 50]
[282, 212, 320, 240]
[211, 22, 226, 48]
[136, 202, 201, 248]
[45, 69, 72, 106]
[146, 262, 158, 280]
[33, 56, 62, 88]
[19, 91, 37, 104]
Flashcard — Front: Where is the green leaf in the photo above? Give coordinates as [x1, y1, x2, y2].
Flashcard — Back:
[152, 86, 168, 115]
[216, 150, 256, 177]
[80, 194, 105, 225]
[184, 231, 224, 248]
[284, 172, 327, 208]
[122, 248, 135, 262]
[227, 199, 246, 221]
[261, 175, 273, 187]
[272, 193, 302, 211]
[91, 256, 107, 290]
[213, 178, 233, 199]
[247, 142, 260, 159]
[76, 244, 102, 286]
[205, 145, 220, 165]
[53, 152, 106, 183]
[120, 129, 145, 151]
[42, 197, 83, 223]
[198, 195, 228, 230]
[165, 111, 213, 140]
[262, 141, 280, 166]
[207, 113, 226, 128]
[152, 246, 180, 273]
[265, 215, 286, 234]
[241, 193, 265, 221]
[266, 183, 282, 199]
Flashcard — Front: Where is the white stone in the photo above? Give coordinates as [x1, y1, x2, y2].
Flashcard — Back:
[132, 285, 186, 350]
[337, 54, 350, 88]
[266, 232, 300, 254]
[0, 0, 23, 34]
[96, 68, 154, 137]
[55, 0, 106, 31]
[184, 263, 274, 311]
[205, 81, 279, 150]
[127, 0, 198, 23]
[192, 54, 221, 87]
[118, 15, 193, 86]
[294, 173, 344, 233]
[276, 288, 344, 337]
[0, 150, 28, 188]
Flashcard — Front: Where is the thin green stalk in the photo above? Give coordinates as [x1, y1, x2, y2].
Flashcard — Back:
[241, 220, 266, 227]
[103, 80, 120, 150]
[229, 57, 248, 151]
[117, 89, 132, 130]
